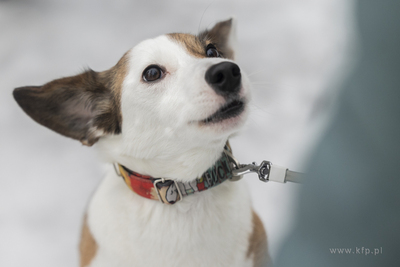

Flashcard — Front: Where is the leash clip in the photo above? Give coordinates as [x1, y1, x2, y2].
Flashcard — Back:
[225, 148, 304, 184]
[232, 161, 272, 182]
[224, 149, 271, 182]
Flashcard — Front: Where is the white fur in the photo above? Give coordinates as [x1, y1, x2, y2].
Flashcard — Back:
[88, 33, 256, 266]
[88, 166, 253, 267]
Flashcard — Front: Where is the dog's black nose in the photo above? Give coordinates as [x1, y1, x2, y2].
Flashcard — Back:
[205, 62, 241, 96]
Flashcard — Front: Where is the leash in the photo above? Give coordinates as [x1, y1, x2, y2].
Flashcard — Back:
[224, 149, 305, 184]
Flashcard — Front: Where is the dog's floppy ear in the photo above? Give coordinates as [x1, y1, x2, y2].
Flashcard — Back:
[13, 69, 121, 146]
[207, 18, 238, 60]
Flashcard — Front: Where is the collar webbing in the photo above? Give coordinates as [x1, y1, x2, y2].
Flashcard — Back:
[117, 145, 234, 205]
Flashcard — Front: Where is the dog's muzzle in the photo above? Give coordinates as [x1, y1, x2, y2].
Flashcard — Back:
[205, 62, 241, 97]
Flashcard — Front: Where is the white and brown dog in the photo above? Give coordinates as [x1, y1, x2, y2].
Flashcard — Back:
[13, 18, 269, 267]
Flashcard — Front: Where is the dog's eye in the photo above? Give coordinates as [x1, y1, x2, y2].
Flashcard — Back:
[142, 65, 163, 82]
[206, 44, 220, 58]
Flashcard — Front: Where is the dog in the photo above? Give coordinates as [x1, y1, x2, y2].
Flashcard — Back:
[13, 18, 269, 267]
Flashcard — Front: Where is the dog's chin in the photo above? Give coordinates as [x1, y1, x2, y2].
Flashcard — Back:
[196, 99, 247, 132]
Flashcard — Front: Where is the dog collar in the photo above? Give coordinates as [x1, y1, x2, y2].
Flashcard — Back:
[115, 146, 235, 205]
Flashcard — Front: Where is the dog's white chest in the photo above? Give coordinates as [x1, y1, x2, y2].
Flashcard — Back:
[86, 167, 254, 267]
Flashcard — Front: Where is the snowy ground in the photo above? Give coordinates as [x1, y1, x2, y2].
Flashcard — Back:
[0, 0, 354, 266]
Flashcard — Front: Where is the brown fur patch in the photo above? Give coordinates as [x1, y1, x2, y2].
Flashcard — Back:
[79, 215, 98, 267]
[168, 33, 208, 58]
[168, 18, 235, 60]
[98, 51, 129, 134]
[247, 211, 269, 267]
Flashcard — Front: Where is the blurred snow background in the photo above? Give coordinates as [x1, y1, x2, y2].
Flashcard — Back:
[0, 0, 355, 266]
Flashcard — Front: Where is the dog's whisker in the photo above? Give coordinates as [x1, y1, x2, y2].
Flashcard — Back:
[247, 116, 266, 130]
[198, 0, 215, 34]
[250, 81, 275, 85]
[248, 103, 275, 117]
[246, 69, 267, 77]
[250, 81, 300, 91]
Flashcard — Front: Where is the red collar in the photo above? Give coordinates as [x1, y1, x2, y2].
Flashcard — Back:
[116, 146, 235, 205]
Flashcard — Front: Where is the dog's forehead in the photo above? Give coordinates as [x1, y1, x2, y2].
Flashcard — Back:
[128, 33, 208, 63]
[167, 33, 209, 58]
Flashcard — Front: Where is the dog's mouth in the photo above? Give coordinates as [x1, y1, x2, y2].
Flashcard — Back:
[201, 99, 245, 124]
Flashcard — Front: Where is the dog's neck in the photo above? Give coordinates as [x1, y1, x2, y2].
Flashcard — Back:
[115, 143, 233, 204]
[96, 134, 229, 182]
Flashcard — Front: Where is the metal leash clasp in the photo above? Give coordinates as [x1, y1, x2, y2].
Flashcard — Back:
[232, 161, 272, 182]
[224, 149, 272, 182]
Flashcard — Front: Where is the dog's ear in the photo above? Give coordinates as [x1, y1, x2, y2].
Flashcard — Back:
[13, 69, 121, 146]
[207, 18, 237, 60]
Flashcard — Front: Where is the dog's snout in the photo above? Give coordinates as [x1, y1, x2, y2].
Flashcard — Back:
[205, 62, 241, 96]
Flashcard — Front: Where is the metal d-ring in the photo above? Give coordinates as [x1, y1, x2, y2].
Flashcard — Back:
[223, 149, 244, 181]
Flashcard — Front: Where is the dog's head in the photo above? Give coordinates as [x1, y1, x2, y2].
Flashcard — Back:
[13, 18, 251, 180]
